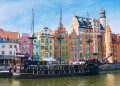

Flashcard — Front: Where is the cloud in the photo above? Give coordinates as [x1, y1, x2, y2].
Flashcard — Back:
[0, 0, 120, 34]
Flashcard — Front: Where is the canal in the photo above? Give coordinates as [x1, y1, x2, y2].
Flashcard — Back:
[0, 71, 120, 86]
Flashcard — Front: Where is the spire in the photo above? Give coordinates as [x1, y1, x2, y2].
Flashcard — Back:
[105, 25, 111, 32]
[73, 12, 75, 17]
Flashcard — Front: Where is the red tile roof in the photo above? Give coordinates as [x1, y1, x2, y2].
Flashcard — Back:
[0, 29, 19, 38]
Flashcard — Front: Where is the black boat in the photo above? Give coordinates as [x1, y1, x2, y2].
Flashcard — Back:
[12, 59, 99, 79]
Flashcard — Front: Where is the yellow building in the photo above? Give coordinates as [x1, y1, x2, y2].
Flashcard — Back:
[37, 27, 54, 59]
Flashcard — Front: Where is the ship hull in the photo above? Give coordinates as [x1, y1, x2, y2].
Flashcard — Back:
[13, 70, 99, 79]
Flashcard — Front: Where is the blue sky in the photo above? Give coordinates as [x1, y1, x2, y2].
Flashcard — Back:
[0, 0, 120, 34]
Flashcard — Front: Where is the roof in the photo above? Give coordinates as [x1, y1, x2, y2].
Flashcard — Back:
[0, 29, 19, 38]
[75, 16, 92, 28]
[105, 25, 111, 32]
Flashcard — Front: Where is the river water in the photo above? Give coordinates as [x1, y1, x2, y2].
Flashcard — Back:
[0, 71, 120, 86]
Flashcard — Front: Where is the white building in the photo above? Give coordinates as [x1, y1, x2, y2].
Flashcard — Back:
[0, 29, 19, 65]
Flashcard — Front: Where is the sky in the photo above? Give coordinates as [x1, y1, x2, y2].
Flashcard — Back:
[0, 0, 120, 35]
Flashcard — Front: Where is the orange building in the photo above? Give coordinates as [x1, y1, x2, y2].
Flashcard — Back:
[69, 29, 79, 62]
[52, 24, 69, 63]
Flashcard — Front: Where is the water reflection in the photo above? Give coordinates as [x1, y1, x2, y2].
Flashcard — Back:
[1, 73, 120, 86]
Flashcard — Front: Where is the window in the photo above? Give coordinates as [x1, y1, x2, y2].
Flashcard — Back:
[34, 40, 36, 43]
[36, 46, 38, 49]
[22, 45, 24, 49]
[36, 52, 38, 55]
[71, 47, 74, 51]
[66, 46, 68, 50]
[72, 53, 74, 58]
[41, 46, 44, 50]
[71, 41, 73, 44]
[55, 53, 58, 59]
[9, 45, 12, 48]
[41, 53, 44, 57]
[62, 35, 64, 37]
[80, 53, 83, 58]
[66, 53, 69, 59]
[62, 46, 65, 50]
[26, 52, 29, 54]
[97, 53, 99, 58]
[86, 53, 88, 58]
[86, 42, 88, 45]
[73, 35, 75, 38]
[41, 39, 44, 43]
[26, 45, 29, 49]
[80, 46, 82, 50]
[75, 47, 77, 51]
[80, 35, 81, 38]
[85, 35, 86, 38]
[75, 41, 77, 44]
[50, 39, 52, 43]
[62, 53, 65, 59]
[2, 51, 5, 55]
[45, 52, 49, 57]
[55, 40, 58, 43]
[45, 39, 49, 43]
[86, 47, 89, 50]
[14, 45, 17, 48]
[75, 53, 77, 58]
[9, 51, 12, 55]
[62, 40, 65, 43]
[79, 41, 82, 44]
[46, 46, 49, 50]
[2, 44, 5, 48]
[50, 53, 52, 57]
[55, 46, 58, 50]
[79, 29, 81, 32]
[50, 46, 52, 50]
[66, 40, 68, 44]
[91, 36, 92, 39]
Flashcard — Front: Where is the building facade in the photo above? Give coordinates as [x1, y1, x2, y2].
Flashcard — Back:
[19, 33, 31, 56]
[32, 33, 40, 60]
[37, 27, 54, 59]
[52, 24, 69, 63]
[0, 29, 19, 65]
[69, 29, 79, 62]
[69, 8, 106, 61]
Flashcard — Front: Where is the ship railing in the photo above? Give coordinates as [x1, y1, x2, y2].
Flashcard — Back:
[14, 64, 98, 75]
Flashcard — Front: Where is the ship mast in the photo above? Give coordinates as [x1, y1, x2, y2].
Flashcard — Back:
[57, 7, 64, 63]
[86, 11, 92, 59]
[29, 8, 37, 61]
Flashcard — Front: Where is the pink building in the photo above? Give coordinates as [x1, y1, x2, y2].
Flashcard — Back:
[69, 29, 79, 62]
[19, 33, 31, 57]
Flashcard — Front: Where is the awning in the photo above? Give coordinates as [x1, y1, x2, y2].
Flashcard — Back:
[0, 57, 13, 60]
[41, 57, 56, 61]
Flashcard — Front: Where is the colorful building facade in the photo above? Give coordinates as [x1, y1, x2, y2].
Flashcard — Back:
[69, 8, 106, 61]
[37, 27, 54, 59]
[69, 29, 79, 62]
[19, 33, 31, 56]
[32, 33, 40, 60]
[52, 24, 69, 63]
[0, 29, 19, 65]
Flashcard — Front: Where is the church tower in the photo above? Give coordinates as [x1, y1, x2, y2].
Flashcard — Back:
[105, 25, 113, 63]
[100, 8, 106, 28]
